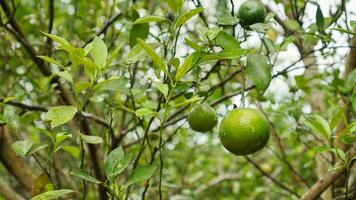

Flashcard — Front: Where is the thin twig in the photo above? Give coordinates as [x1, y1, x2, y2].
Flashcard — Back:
[191, 0, 209, 27]
[82, 13, 123, 47]
[44, 0, 54, 56]
[244, 156, 300, 197]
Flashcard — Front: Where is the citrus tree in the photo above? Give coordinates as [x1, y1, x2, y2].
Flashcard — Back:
[0, 0, 355, 199]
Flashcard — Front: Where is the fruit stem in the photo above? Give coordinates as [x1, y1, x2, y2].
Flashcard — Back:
[240, 64, 246, 107]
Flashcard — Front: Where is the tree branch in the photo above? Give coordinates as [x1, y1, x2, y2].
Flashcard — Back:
[244, 156, 300, 198]
[195, 173, 240, 194]
[300, 146, 356, 200]
[82, 12, 123, 47]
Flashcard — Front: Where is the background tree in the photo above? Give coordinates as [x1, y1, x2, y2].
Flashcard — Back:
[0, 0, 355, 199]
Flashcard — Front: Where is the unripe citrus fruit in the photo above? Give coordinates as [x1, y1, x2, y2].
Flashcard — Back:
[238, 0, 267, 26]
[187, 104, 217, 133]
[219, 108, 270, 155]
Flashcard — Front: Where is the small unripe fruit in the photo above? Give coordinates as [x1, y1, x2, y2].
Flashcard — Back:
[238, 0, 267, 26]
[187, 104, 217, 133]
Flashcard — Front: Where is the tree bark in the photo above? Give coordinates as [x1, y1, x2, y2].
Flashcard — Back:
[0, 126, 34, 194]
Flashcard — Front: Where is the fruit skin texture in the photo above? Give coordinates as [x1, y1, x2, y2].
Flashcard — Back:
[187, 104, 217, 133]
[219, 108, 270, 155]
[238, 0, 267, 26]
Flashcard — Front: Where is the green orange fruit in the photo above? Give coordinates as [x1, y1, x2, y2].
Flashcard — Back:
[238, 0, 267, 26]
[219, 108, 270, 155]
[187, 104, 217, 133]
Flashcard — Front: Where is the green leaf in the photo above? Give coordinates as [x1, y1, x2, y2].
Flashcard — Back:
[60, 145, 80, 158]
[137, 39, 170, 80]
[41, 32, 70, 47]
[202, 49, 245, 61]
[135, 108, 157, 118]
[105, 146, 125, 181]
[133, 16, 167, 24]
[37, 56, 65, 69]
[129, 23, 149, 47]
[294, 75, 307, 89]
[2, 106, 19, 126]
[176, 8, 203, 27]
[92, 36, 108, 68]
[124, 165, 156, 187]
[83, 42, 93, 55]
[44, 106, 77, 128]
[173, 96, 202, 108]
[106, 152, 133, 181]
[28, 144, 48, 155]
[70, 169, 101, 184]
[314, 114, 332, 136]
[304, 114, 331, 139]
[217, 14, 239, 25]
[56, 132, 71, 144]
[338, 122, 356, 144]
[200, 27, 222, 42]
[170, 57, 180, 69]
[331, 28, 356, 35]
[217, 49, 244, 59]
[285, 20, 300, 31]
[330, 109, 347, 130]
[37, 129, 53, 139]
[313, 146, 330, 153]
[74, 81, 91, 95]
[215, 31, 240, 49]
[316, 6, 325, 33]
[351, 20, 356, 29]
[93, 78, 126, 92]
[314, 147, 347, 163]
[175, 54, 193, 81]
[68, 48, 85, 69]
[2, 96, 15, 103]
[55, 71, 73, 84]
[80, 134, 103, 144]
[330, 148, 347, 163]
[343, 69, 356, 92]
[166, 0, 183, 13]
[31, 189, 74, 200]
[352, 91, 356, 112]
[83, 58, 98, 81]
[339, 131, 356, 145]
[105, 146, 124, 166]
[184, 38, 202, 50]
[246, 54, 272, 93]
[11, 140, 33, 157]
[105, 45, 123, 68]
[153, 82, 169, 98]
[127, 44, 148, 64]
